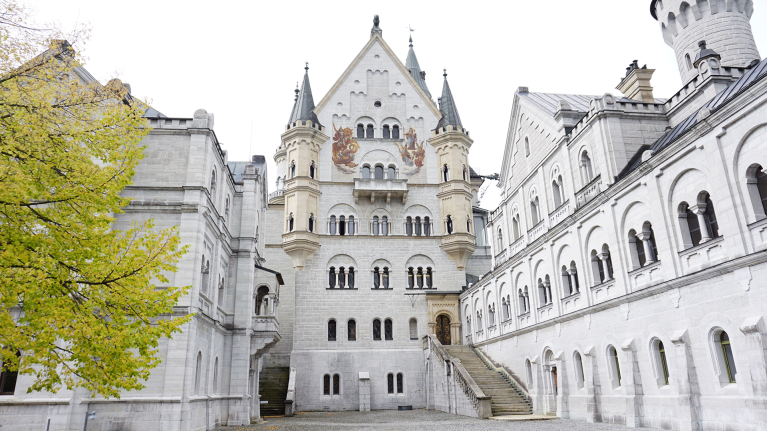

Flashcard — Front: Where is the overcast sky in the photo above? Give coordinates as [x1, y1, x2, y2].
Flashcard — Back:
[30, 0, 767, 210]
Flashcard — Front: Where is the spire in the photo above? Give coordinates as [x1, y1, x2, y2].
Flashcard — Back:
[405, 36, 432, 99]
[371, 15, 382, 38]
[288, 63, 321, 126]
[435, 69, 462, 130]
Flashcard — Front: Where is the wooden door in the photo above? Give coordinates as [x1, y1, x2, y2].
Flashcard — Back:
[436, 315, 451, 345]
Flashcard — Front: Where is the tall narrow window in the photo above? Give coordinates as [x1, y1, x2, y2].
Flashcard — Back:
[362, 165, 370, 179]
[753, 165, 767, 216]
[591, 250, 604, 284]
[704, 194, 719, 238]
[349, 216, 355, 235]
[385, 318, 393, 340]
[333, 374, 340, 395]
[581, 151, 594, 183]
[329, 267, 336, 289]
[720, 331, 737, 383]
[552, 179, 562, 207]
[375, 165, 384, 179]
[409, 318, 418, 340]
[518, 289, 526, 313]
[658, 341, 670, 385]
[328, 319, 336, 341]
[383, 267, 390, 288]
[408, 267, 414, 289]
[387, 373, 394, 394]
[210, 170, 217, 203]
[512, 215, 520, 240]
[524, 137, 530, 157]
[424, 217, 431, 236]
[635, 231, 647, 267]
[416, 267, 424, 288]
[446, 216, 453, 234]
[348, 267, 355, 288]
[388, 166, 395, 179]
[497, 229, 503, 250]
[531, 197, 540, 225]
[383, 125, 390, 139]
[309, 214, 314, 233]
[324, 374, 331, 395]
[463, 166, 468, 181]
[195, 352, 202, 395]
[357, 124, 364, 138]
[406, 216, 413, 236]
[574, 352, 585, 389]
[366, 124, 374, 138]
[610, 346, 621, 388]
[443, 164, 449, 182]
[330, 215, 337, 235]
[425, 268, 433, 288]
[373, 319, 381, 340]
[288, 214, 294, 232]
[415, 216, 422, 236]
[0, 351, 20, 395]
[396, 373, 403, 393]
[347, 319, 356, 341]
[373, 267, 380, 289]
[373, 216, 380, 236]
[310, 161, 315, 179]
[339, 216, 346, 236]
[562, 266, 572, 295]
[392, 125, 400, 139]
[570, 262, 580, 292]
[290, 162, 296, 178]
[338, 267, 346, 288]
[685, 53, 693, 70]
[382, 216, 388, 236]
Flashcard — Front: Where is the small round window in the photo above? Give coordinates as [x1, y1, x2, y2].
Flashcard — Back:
[374, 101, 382, 108]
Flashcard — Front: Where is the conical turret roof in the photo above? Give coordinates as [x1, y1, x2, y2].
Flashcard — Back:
[435, 70, 462, 130]
[405, 36, 432, 99]
[288, 64, 321, 126]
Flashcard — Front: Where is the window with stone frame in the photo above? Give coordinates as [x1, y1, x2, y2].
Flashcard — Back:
[387, 373, 394, 394]
[357, 124, 364, 138]
[333, 374, 340, 395]
[385, 318, 393, 340]
[347, 319, 356, 341]
[328, 319, 337, 341]
[396, 373, 403, 394]
[409, 318, 418, 340]
[373, 319, 381, 340]
[323, 374, 331, 395]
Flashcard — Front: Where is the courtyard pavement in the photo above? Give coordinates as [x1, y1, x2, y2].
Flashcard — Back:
[213, 410, 662, 430]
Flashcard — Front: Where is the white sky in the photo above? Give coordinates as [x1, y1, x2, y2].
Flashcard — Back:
[30, 0, 767, 210]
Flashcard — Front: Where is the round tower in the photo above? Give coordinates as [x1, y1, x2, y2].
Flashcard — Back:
[651, 0, 760, 84]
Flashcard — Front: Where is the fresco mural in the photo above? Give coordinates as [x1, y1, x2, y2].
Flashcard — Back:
[395, 127, 426, 175]
[332, 124, 360, 174]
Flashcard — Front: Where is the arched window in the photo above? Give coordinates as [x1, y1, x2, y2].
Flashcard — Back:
[324, 374, 331, 395]
[512, 214, 520, 240]
[518, 289, 526, 313]
[488, 304, 495, 325]
[442, 164, 450, 182]
[290, 162, 296, 178]
[383, 125, 390, 139]
[328, 319, 337, 341]
[654, 340, 670, 386]
[357, 124, 364, 138]
[339, 215, 346, 236]
[530, 197, 540, 225]
[581, 151, 594, 183]
[685, 53, 693, 70]
[409, 318, 418, 340]
[375, 165, 384, 179]
[385, 318, 393, 340]
[628, 229, 644, 269]
[387, 373, 394, 394]
[373, 319, 381, 340]
[210, 170, 217, 203]
[679, 202, 701, 248]
[347, 319, 356, 341]
[397, 373, 403, 393]
[0, 350, 20, 395]
[425, 267, 433, 288]
[382, 216, 388, 236]
[466, 216, 472, 233]
[288, 214, 294, 232]
[218, 277, 225, 306]
[224, 197, 230, 224]
[392, 125, 400, 139]
[415, 216, 422, 236]
[388, 166, 396, 179]
[328, 267, 336, 289]
[747, 164, 767, 219]
[309, 161, 316, 179]
[373, 216, 380, 236]
[591, 250, 604, 284]
[501, 298, 509, 320]
[366, 124, 374, 138]
[463, 165, 468, 181]
[333, 374, 340, 395]
[362, 165, 371, 179]
[538, 278, 547, 305]
[523, 286, 530, 311]
[195, 351, 202, 395]
[424, 217, 431, 236]
[446, 215, 453, 234]
[406, 216, 413, 236]
[702, 193, 719, 239]
[715, 330, 737, 383]
[383, 267, 390, 288]
[201, 258, 210, 296]
[608, 346, 621, 388]
[416, 267, 424, 288]
[525, 359, 533, 386]
[348, 267, 355, 288]
[308, 214, 314, 233]
[603, 245, 614, 279]
[497, 229, 503, 250]
[570, 261, 580, 292]
[476, 311, 482, 332]
[373, 267, 380, 289]
[573, 352, 585, 389]
[524, 137, 530, 157]
[407, 267, 414, 289]
[349, 216, 355, 235]
[562, 265, 572, 295]
[552, 175, 563, 208]
[338, 267, 346, 288]
[255, 286, 269, 315]
[329, 215, 337, 235]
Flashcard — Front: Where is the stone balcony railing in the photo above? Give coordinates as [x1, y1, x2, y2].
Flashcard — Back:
[268, 189, 285, 204]
[494, 248, 508, 267]
[590, 277, 616, 303]
[528, 220, 546, 243]
[353, 178, 408, 204]
[678, 235, 726, 274]
[510, 236, 526, 257]
[575, 174, 602, 209]
[252, 315, 279, 333]
[549, 200, 570, 227]
[628, 260, 663, 289]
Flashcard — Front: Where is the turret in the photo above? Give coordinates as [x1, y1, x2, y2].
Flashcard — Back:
[651, 0, 760, 84]
[429, 70, 476, 271]
[281, 64, 327, 270]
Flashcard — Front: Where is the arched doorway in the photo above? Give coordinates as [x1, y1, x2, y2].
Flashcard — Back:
[436, 314, 451, 345]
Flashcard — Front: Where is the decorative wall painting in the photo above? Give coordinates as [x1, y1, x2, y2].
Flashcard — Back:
[394, 127, 425, 175]
[332, 124, 360, 174]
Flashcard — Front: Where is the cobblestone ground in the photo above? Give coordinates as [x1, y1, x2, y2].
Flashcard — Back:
[214, 410, 662, 431]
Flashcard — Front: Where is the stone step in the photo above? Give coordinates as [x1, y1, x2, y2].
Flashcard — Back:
[259, 366, 290, 416]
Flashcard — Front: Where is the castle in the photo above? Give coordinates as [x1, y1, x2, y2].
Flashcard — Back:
[1, 1, 766, 430]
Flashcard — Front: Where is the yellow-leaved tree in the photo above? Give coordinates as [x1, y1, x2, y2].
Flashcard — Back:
[0, 0, 190, 398]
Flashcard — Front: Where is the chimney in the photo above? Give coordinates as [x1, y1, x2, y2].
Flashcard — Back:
[616, 60, 655, 103]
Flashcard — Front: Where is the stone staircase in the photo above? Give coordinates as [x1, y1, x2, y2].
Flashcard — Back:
[444, 345, 532, 417]
[259, 366, 289, 417]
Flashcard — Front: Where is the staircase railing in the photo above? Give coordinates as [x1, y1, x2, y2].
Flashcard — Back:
[426, 335, 492, 418]
[284, 366, 296, 417]
[470, 346, 530, 401]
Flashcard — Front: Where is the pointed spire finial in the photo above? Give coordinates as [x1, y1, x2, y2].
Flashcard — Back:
[294, 82, 299, 101]
[305, 62, 309, 72]
[443, 68, 447, 79]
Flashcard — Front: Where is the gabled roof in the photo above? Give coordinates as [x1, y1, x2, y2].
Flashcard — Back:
[313, 34, 441, 119]
[518, 91, 596, 116]
[288, 65, 320, 126]
[435, 71, 462, 130]
[405, 36, 432, 99]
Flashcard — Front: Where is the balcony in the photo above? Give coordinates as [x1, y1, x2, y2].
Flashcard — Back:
[268, 189, 285, 204]
[678, 235, 726, 274]
[549, 200, 570, 227]
[590, 278, 616, 304]
[628, 260, 663, 289]
[518, 312, 531, 328]
[353, 178, 408, 204]
[489, 207, 503, 223]
[252, 315, 279, 333]
[560, 291, 582, 313]
[575, 174, 602, 209]
[510, 236, 526, 256]
[528, 220, 546, 243]
[494, 249, 508, 267]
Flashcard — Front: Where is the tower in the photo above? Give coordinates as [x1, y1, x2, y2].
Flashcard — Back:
[429, 71, 476, 271]
[651, 0, 760, 84]
[280, 64, 327, 270]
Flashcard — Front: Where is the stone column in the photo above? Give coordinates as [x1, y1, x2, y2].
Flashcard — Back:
[344, 268, 349, 289]
[637, 232, 655, 263]
[619, 339, 644, 428]
[582, 346, 600, 423]
[670, 329, 702, 431]
[554, 350, 569, 419]
[544, 280, 553, 304]
[600, 253, 613, 280]
[691, 204, 711, 243]
[568, 270, 578, 293]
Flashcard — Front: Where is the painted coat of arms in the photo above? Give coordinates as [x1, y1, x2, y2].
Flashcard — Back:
[394, 127, 426, 175]
[332, 124, 360, 174]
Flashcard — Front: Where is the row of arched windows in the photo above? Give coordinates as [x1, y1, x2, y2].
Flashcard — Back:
[323, 373, 340, 395]
[286, 160, 317, 180]
[407, 266, 434, 289]
[361, 164, 396, 180]
[357, 123, 400, 139]
[387, 372, 404, 394]
[327, 318, 418, 341]
[440, 164, 469, 183]
[405, 216, 431, 236]
[194, 351, 220, 395]
[328, 266, 436, 290]
[679, 192, 720, 249]
[328, 267, 355, 289]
